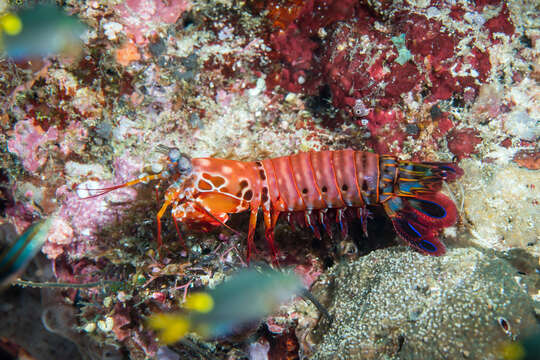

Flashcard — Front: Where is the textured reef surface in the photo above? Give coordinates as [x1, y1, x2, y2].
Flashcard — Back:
[310, 247, 538, 360]
[0, 0, 538, 359]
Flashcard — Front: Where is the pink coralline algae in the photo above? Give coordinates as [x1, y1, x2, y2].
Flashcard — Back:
[265, 1, 507, 117]
[447, 128, 483, 160]
[364, 109, 407, 154]
[267, 0, 357, 93]
[484, 3, 515, 37]
[323, 9, 494, 111]
[115, 0, 192, 45]
[8, 119, 58, 173]
[294, 262, 322, 288]
[5, 201, 37, 235]
[514, 150, 540, 170]
[270, 25, 318, 92]
[41, 218, 74, 260]
[49, 156, 141, 260]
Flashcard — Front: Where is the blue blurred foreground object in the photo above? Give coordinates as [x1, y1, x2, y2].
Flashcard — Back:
[0, 218, 52, 287]
[148, 268, 304, 344]
[0, 4, 87, 60]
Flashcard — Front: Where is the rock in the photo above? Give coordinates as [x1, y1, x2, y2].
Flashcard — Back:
[460, 159, 540, 256]
[310, 247, 537, 360]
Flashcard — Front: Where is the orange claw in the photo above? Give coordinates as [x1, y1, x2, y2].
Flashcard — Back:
[156, 199, 171, 250]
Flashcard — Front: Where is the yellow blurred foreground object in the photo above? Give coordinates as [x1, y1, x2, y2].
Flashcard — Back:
[147, 268, 303, 343]
[148, 314, 191, 345]
[184, 292, 214, 313]
[0, 13, 22, 35]
[499, 328, 540, 360]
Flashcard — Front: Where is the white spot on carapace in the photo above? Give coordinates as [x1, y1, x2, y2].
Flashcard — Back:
[222, 166, 233, 175]
[199, 159, 211, 166]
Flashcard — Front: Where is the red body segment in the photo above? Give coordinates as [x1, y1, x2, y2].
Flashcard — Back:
[306, 151, 344, 208]
[288, 152, 324, 210]
[176, 150, 463, 260]
[263, 151, 381, 212]
[354, 151, 379, 203]
[87, 149, 464, 262]
[231, 151, 462, 259]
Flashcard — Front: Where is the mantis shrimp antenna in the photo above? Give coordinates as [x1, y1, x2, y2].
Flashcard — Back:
[75, 145, 190, 199]
[75, 173, 163, 199]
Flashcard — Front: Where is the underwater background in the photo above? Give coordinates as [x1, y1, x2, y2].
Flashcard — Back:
[0, 0, 538, 359]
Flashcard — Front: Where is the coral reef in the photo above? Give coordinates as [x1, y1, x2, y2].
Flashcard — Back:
[0, 0, 538, 359]
[7, 119, 58, 173]
[459, 159, 539, 256]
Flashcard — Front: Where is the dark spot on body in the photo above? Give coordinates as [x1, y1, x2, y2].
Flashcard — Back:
[362, 182, 368, 191]
[243, 190, 253, 201]
[262, 187, 269, 202]
[259, 170, 266, 180]
[302, 188, 308, 194]
[321, 186, 327, 193]
[361, 153, 368, 170]
[239, 180, 248, 188]
[341, 184, 348, 191]
[255, 161, 262, 167]
[198, 180, 212, 191]
[203, 173, 225, 187]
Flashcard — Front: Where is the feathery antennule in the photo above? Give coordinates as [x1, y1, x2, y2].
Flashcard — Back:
[442, 180, 463, 214]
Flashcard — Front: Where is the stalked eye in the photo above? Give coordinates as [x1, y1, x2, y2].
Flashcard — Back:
[177, 155, 192, 174]
[168, 148, 181, 162]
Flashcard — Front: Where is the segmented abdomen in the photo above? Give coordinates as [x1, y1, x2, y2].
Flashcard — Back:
[261, 150, 381, 212]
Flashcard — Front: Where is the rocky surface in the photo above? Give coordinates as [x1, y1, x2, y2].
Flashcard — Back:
[310, 247, 538, 360]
